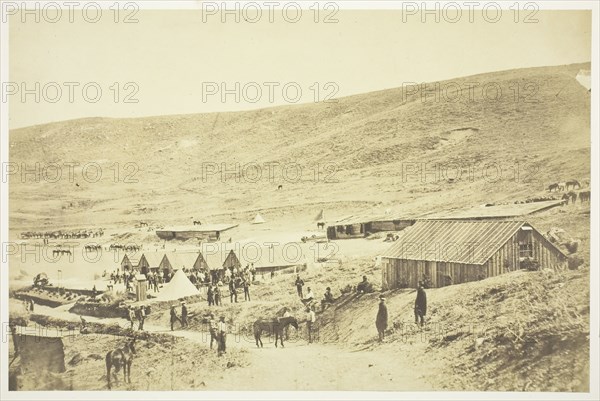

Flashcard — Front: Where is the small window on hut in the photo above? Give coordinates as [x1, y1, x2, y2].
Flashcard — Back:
[518, 226, 534, 259]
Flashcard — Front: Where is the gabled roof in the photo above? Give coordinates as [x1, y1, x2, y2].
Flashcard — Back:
[417, 200, 564, 220]
[382, 220, 566, 265]
[140, 252, 165, 267]
[156, 224, 238, 233]
[330, 210, 410, 226]
[235, 245, 304, 269]
[163, 252, 201, 270]
[202, 250, 229, 270]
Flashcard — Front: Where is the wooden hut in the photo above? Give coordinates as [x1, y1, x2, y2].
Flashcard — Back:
[235, 245, 307, 276]
[155, 224, 238, 242]
[381, 220, 568, 289]
[327, 212, 414, 240]
[138, 253, 166, 276]
[120, 254, 138, 272]
[161, 252, 204, 272]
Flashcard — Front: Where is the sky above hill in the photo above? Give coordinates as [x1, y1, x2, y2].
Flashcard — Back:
[8, 8, 592, 129]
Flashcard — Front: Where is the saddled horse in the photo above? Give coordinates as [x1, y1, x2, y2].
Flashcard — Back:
[566, 180, 581, 190]
[106, 337, 136, 389]
[253, 316, 298, 348]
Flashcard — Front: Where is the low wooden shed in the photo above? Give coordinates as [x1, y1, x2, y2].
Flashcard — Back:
[381, 220, 568, 289]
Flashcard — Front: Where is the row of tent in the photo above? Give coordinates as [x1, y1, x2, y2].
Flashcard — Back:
[122, 245, 307, 276]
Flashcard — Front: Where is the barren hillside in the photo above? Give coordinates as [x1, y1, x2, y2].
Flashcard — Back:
[9, 63, 591, 232]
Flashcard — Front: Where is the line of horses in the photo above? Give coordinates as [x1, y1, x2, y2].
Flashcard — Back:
[20, 228, 104, 240]
[547, 179, 588, 192]
[109, 244, 141, 252]
[561, 190, 591, 204]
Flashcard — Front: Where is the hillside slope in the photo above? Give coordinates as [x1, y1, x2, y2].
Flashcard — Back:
[9, 63, 591, 231]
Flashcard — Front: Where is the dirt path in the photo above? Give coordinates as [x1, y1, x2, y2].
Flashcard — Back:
[205, 340, 434, 391]
[31, 304, 434, 390]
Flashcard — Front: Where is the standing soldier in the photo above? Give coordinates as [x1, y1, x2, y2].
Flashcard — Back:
[128, 306, 136, 330]
[215, 285, 222, 306]
[170, 305, 180, 331]
[305, 306, 316, 344]
[181, 301, 189, 328]
[208, 313, 219, 349]
[243, 279, 251, 301]
[376, 295, 388, 342]
[414, 282, 427, 327]
[137, 305, 146, 331]
[229, 279, 238, 303]
[207, 285, 214, 306]
[217, 316, 228, 356]
[295, 275, 305, 298]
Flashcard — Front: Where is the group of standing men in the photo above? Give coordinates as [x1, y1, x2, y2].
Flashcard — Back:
[375, 281, 428, 342]
[128, 304, 149, 331]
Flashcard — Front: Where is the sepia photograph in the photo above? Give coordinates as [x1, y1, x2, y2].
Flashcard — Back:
[1, 1, 598, 399]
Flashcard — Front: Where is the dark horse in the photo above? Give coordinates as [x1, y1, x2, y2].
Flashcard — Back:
[566, 180, 581, 190]
[106, 337, 136, 389]
[317, 222, 325, 230]
[253, 316, 298, 348]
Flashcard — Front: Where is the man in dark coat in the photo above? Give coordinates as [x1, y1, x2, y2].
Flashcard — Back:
[295, 275, 304, 298]
[207, 285, 214, 306]
[229, 279, 238, 303]
[170, 305, 181, 331]
[375, 295, 388, 342]
[181, 301, 189, 328]
[414, 282, 427, 326]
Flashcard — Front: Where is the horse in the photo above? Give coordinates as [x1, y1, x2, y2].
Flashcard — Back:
[193, 220, 202, 225]
[566, 180, 581, 190]
[106, 337, 136, 389]
[140, 222, 148, 227]
[563, 191, 577, 204]
[579, 190, 591, 203]
[547, 183, 559, 192]
[317, 222, 325, 230]
[253, 316, 298, 348]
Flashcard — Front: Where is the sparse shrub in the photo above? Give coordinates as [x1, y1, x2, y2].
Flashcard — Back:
[568, 256, 584, 270]
[565, 241, 579, 254]
[521, 258, 540, 271]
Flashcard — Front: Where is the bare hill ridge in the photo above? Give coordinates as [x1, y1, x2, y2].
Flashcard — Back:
[9, 63, 591, 230]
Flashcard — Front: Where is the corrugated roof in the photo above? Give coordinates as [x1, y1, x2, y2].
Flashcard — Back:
[418, 200, 564, 220]
[382, 220, 528, 265]
[156, 224, 238, 233]
[331, 211, 410, 226]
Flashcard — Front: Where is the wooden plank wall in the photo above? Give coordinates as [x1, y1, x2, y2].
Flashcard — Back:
[382, 231, 567, 289]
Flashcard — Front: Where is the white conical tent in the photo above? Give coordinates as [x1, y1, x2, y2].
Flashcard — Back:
[576, 70, 591, 91]
[252, 213, 266, 224]
[156, 269, 200, 301]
